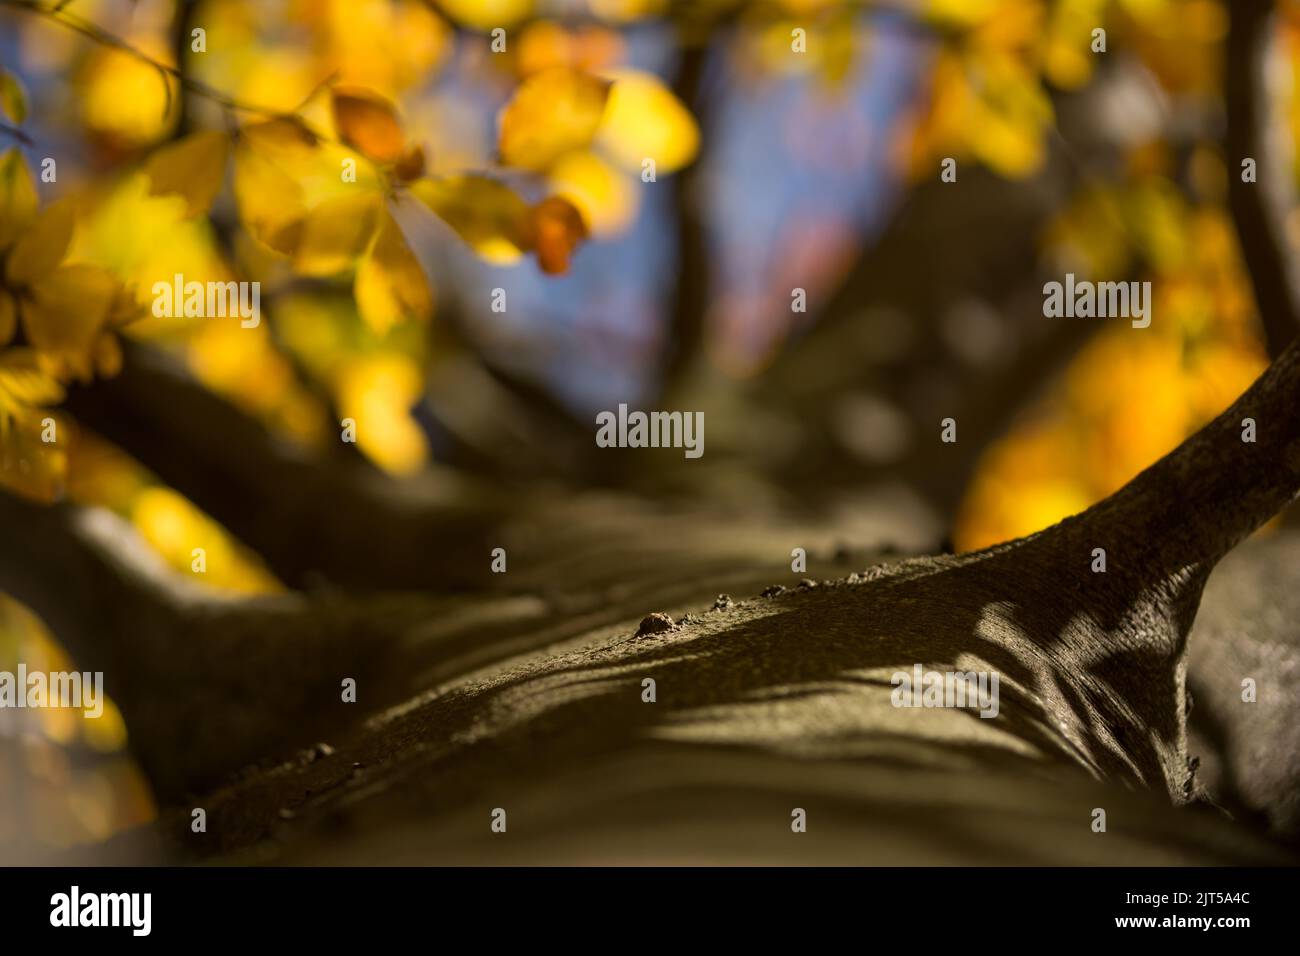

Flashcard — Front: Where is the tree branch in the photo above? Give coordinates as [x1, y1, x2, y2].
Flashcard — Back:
[62, 343, 501, 593]
[659, 37, 711, 400]
[0, 486, 438, 800]
[1226, 0, 1300, 357]
[106, 330, 1300, 859]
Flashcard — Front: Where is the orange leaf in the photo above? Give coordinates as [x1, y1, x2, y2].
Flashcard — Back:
[526, 196, 587, 274]
[331, 87, 407, 164]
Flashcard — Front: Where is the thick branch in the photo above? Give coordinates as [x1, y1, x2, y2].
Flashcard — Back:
[107, 333, 1300, 853]
[1226, 0, 1300, 356]
[0, 488, 435, 800]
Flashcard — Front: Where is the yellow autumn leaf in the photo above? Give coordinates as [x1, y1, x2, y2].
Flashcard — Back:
[0, 406, 67, 503]
[293, 192, 383, 276]
[355, 206, 433, 335]
[587, 0, 668, 20]
[19, 264, 115, 361]
[597, 69, 699, 175]
[234, 118, 381, 257]
[0, 67, 28, 124]
[0, 149, 39, 252]
[0, 347, 65, 410]
[438, 0, 532, 30]
[336, 354, 428, 474]
[321, 0, 451, 93]
[132, 485, 280, 593]
[966, 56, 1053, 179]
[4, 198, 76, 288]
[925, 0, 1002, 28]
[548, 149, 638, 236]
[331, 87, 407, 164]
[233, 135, 309, 255]
[78, 46, 175, 145]
[145, 130, 231, 218]
[498, 67, 612, 171]
[411, 174, 530, 261]
[70, 171, 228, 308]
[240, 116, 320, 154]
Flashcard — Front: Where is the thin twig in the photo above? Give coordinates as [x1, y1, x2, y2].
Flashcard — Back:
[0, 122, 33, 145]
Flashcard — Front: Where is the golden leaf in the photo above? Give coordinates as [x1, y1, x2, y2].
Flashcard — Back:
[293, 192, 383, 276]
[0, 347, 65, 410]
[0, 406, 67, 503]
[0, 149, 39, 252]
[597, 70, 699, 175]
[19, 264, 116, 364]
[331, 87, 407, 164]
[4, 198, 76, 288]
[547, 149, 638, 236]
[145, 130, 231, 218]
[239, 117, 320, 153]
[233, 138, 308, 255]
[0, 68, 28, 124]
[439, 0, 532, 30]
[355, 206, 433, 334]
[336, 354, 428, 474]
[411, 174, 530, 260]
[498, 67, 612, 171]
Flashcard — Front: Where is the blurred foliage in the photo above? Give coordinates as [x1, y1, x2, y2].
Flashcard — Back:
[957, 196, 1268, 548]
[0, 594, 153, 849]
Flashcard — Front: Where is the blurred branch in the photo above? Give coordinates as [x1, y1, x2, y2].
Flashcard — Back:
[753, 164, 1072, 526]
[659, 38, 712, 400]
[0, 488, 427, 800]
[168, 0, 199, 135]
[62, 343, 501, 594]
[1225, 0, 1300, 357]
[0, 122, 33, 145]
[0, 489, 183, 676]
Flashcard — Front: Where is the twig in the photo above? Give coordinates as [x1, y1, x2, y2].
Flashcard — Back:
[0, 121, 32, 145]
